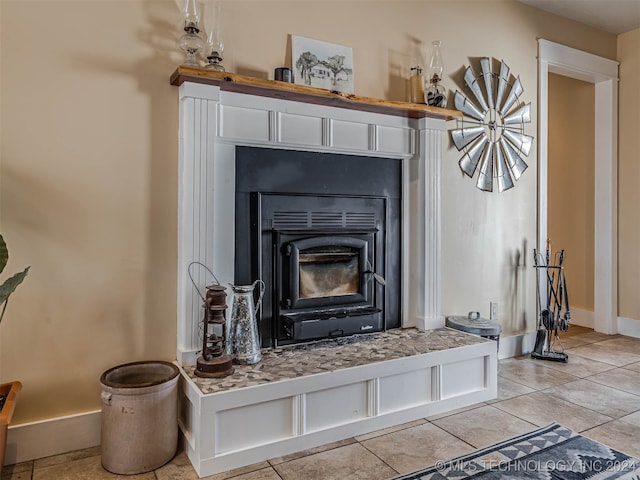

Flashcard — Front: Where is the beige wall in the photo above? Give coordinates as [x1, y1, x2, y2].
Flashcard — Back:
[548, 74, 595, 312]
[0, 0, 621, 425]
[617, 28, 640, 322]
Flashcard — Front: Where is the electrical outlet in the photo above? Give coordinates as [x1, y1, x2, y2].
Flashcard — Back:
[490, 302, 498, 321]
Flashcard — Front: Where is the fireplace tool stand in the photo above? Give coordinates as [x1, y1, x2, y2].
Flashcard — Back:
[532, 244, 571, 363]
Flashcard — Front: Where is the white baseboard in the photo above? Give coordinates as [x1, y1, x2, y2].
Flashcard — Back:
[569, 308, 594, 328]
[498, 331, 537, 359]
[617, 316, 640, 338]
[4, 410, 101, 466]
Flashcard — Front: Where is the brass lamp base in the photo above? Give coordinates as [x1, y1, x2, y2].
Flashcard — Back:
[195, 355, 234, 378]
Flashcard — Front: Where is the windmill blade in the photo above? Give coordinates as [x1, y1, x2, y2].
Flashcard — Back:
[458, 136, 487, 178]
[464, 66, 489, 112]
[495, 60, 510, 112]
[500, 76, 523, 115]
[495, 143, 515, 192]
[480, 57, 495, 109]
[454, 91, 485, 121]
[476, 141, 494, 192]
[503, 103, 531, 125]
[503, 128, 533, 156]
[500, 137, 528, 180]
[451, 125, 485, 151]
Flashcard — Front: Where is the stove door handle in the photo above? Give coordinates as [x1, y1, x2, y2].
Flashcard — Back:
[363, 262, 386, 287]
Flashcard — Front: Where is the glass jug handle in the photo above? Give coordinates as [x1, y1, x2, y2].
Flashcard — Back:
[253, 279, 265, 314]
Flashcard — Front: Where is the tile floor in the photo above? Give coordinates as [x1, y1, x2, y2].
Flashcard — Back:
[3, 326, 640, 480]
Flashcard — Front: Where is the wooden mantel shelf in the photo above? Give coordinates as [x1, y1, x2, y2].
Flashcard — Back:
[170, 66, 462, 121]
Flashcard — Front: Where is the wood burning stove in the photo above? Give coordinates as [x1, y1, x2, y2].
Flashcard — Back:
[234, 147, 401, 348]
[276, 231, 384, 344]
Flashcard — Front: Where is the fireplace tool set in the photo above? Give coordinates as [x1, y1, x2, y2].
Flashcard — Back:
[189, 262, 265, 378]
[532, 244, 571, 363]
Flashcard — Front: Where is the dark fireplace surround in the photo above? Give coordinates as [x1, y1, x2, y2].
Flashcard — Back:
[234, 147, 402, 348]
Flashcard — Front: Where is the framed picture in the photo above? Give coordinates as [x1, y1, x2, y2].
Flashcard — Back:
[292, 35, 354, 94]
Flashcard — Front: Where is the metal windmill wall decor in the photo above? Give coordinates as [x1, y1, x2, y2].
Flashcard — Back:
[451, 58, 533, 192]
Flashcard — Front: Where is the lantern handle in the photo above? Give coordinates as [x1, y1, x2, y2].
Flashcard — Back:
[187, 261, 221, 303]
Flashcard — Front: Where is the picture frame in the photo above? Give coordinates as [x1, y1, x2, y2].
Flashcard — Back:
[291, 35, 354, 94]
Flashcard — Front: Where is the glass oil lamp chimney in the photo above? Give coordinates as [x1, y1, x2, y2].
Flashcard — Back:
[426, 40, 447, 108]
[195, 284, 234, 378]
[204, 0, 225, 71]
[179, 0, 204, 67]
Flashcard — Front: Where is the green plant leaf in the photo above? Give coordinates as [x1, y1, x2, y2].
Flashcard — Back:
[0, 234, 7, 275]
[0, 266, 29, 303]
[0, 266, 30, 324]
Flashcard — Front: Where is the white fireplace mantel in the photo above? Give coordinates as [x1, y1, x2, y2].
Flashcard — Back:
[174, 69, 460, 366]
[172, 69, 496, 478]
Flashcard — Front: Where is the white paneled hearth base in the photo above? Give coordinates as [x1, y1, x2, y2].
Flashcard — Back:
[173, 70, 497, 477]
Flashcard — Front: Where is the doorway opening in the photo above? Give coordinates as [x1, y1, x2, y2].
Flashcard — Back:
[547, 73, 595, 328]
[537, 39, 619, 334]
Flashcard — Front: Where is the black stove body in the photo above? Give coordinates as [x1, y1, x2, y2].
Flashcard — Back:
[234, 147, 401, 348]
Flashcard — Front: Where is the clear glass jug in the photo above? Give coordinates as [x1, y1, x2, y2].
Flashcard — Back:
[228, 280, 265, 364]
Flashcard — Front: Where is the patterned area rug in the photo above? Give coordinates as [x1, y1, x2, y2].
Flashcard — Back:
[392, 423, 640, 479]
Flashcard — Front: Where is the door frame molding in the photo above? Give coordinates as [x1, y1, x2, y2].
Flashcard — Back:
[537, 39, 619, 334]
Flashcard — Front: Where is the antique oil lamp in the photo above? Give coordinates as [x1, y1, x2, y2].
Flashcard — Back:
[178, 0, 205, 67]
[195, 284, 234, 378]
[426, 40, 447, 108]
[203, 0, 225, 71]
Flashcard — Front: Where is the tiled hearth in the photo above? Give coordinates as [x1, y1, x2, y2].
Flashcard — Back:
[181, 328, 488, 394]
[178, 327, 497, 476]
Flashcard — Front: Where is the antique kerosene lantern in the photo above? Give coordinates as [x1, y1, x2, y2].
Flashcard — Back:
[195, 284, 234, 378]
